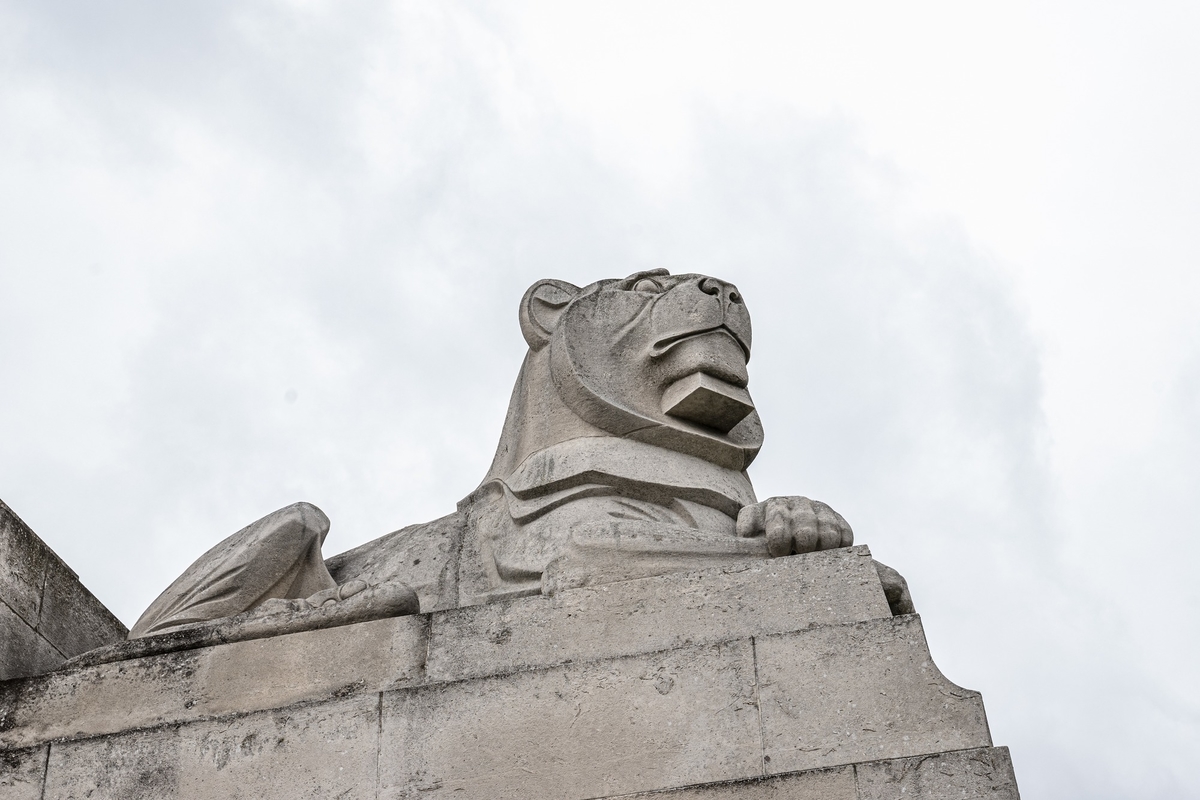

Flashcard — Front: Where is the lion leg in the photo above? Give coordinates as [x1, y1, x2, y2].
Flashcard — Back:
[540, 519, 770, 595]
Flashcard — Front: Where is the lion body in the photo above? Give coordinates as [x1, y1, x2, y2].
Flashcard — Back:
[328, 271, 769, 609]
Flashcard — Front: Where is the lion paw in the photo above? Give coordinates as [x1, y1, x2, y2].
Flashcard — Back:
[736, 496, 853, 556]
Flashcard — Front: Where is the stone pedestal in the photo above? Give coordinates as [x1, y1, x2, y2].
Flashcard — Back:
[0, 546, 1018, 799]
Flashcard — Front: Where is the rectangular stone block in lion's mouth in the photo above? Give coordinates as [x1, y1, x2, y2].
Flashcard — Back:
[661, 372, 756, 433]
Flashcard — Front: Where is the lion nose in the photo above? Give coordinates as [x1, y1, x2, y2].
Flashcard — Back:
[699, 277, 743, 306]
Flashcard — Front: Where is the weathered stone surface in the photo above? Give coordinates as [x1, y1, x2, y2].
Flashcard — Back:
[0, 546, 1016, 798]
[0, 745, 47, 800]
[37, 561, 128, 659]
[380, 640, 762, 799]
[0, 501, 49, 629]
[3, 546, 841, 751]
[0, 601, 62, 682]
[73, 580, 419, 670]
[854, 746, 1020, 799]
[0, 615, 425, 750]
[539, 519, 773, 598]
[427, 546, 890, 683]
[194, 614, 424, 718]
[0, 499, 126, 681]
[5, 734, 1020, 800]
[617, 766, 858, 799]
[586, 746, 1018, 798]
[327, 511, 464, 613]
[41, 695, 378, 800]
[4, 547, 895, 752]
[757, 615, 991, 774]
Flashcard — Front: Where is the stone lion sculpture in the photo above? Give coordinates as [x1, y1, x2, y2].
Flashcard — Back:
[129, 270, 911, 641]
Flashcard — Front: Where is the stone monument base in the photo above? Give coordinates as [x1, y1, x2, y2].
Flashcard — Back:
[0, 546, 1018, 799]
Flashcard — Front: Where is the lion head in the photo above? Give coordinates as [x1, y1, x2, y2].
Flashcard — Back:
[485, 269, 763, 482]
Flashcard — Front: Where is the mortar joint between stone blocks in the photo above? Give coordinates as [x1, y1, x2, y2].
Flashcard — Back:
[750, 634, 767, 778]
[38, 740, 50, 800]
[375, 690, 383, 800]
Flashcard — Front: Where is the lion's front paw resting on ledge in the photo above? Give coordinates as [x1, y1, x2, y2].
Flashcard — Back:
[736, 496, 854, 555]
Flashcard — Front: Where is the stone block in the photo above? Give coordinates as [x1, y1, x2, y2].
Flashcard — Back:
[0, 601, 61, 681]
[661, 372, 756, 433]
[380, 640, 762, 799]
[0, 502, 49, 629]
[0, 746, 47, 800]
[195, 613, 425, 718]
[41, 695, 379, 800]
[0, 614, 426, 750]
[427, 546, 889, 683]
[756, 615, 992, 774]
[37, 558, 127, 659]
[854, 746, 1020, 799]
[0, 499, 126, 681]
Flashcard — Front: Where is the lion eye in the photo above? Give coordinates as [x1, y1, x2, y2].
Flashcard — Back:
[632, 278, 662, 293]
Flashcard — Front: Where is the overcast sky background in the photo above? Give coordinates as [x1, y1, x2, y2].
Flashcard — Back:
[2, 2, 1198, 797]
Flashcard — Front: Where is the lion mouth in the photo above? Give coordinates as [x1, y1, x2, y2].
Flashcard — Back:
[650, 325, 750, 362]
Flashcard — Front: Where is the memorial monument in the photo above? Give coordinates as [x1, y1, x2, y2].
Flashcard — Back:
[0, 270, 1021, 799]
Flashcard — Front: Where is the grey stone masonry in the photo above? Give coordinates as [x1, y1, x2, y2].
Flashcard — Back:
[0, 546, 1018, 799]
[0, 499, 127, 681]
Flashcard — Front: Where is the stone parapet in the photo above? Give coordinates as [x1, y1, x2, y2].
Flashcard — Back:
[0, 499, 127, 682]
[0, 546, 1015, 799]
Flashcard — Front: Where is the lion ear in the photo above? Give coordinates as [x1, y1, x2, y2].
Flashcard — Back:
[519, 279, 580, 350]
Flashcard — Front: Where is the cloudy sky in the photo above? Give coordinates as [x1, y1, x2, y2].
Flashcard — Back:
[2, 1, 1198, 796]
